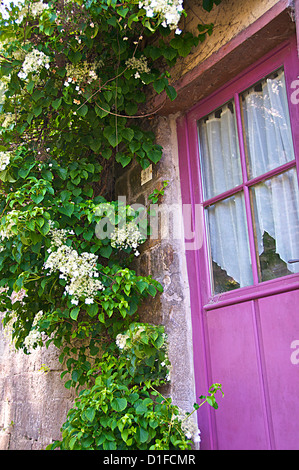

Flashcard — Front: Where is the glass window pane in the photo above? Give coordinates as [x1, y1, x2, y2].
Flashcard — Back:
[199, 101, 242, 200]
[241, 69, 295, 179]
[251, 168, 299, 281]
[206, 193, 253, 294]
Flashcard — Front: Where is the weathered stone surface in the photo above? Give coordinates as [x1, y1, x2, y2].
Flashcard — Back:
[0, 316, 76, 450]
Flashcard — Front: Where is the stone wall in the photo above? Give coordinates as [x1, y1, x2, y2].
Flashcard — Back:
[0, 315, 76, 449]
[115, 114, 196, 414]
[172, 0, 281, 82]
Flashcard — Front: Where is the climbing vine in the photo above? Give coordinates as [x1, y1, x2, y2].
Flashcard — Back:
[0, 0, 223, 450]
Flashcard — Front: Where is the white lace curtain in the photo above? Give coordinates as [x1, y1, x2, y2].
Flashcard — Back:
[199, 69, 299, 288]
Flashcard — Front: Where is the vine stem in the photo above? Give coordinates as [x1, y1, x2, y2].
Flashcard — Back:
[94, 99, 167, 119]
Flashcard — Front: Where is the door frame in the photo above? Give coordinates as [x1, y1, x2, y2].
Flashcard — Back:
[177, 35, 299, 449]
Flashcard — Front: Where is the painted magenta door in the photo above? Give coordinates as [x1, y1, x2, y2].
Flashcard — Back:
[178, 37, 299, 450]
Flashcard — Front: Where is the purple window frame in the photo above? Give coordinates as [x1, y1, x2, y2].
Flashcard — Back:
[177, 36, 299, 448]
[178, 36, 299, 307]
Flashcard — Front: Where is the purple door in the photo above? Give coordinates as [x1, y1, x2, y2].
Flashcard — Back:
[178, 38, 299, 450]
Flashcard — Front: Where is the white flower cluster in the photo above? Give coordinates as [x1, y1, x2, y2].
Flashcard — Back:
[176, 409, 201, 443]
[18, 49, 50, 80]
[0, 150, 12, 171]
[139, 0, 184, 32]
[10, 288, 27, 305]
[110, 221, 144, 256]
[23, 310, 43, 353]
[0, 209, 20, 240]
[0, 114, 16, 129]
[1, 311, 17, 349]
[116, 324, 146, 350]
[19, 1, 49, 18]
[48, 224, 73, 248]
[44, 226, 104, 305]
[115, 332, 129, 350]
[125, 55, 150, 79]
[65, 61, 100, 88]
[2, 289, 31, 351]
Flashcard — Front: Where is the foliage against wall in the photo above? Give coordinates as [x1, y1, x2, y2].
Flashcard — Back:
[0, 0, 223, 450]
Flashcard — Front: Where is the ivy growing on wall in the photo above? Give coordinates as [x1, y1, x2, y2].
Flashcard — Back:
[0, 0, 223, 450]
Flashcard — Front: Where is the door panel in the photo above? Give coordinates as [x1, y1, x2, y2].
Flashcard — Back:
[258, 291, 299, 450]
[206, 301, 269, 449]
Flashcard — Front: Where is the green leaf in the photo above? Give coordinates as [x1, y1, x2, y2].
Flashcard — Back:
[202, 0, 221, 12]
[136, 427, 149, 444]
[83, 229, 93, 241]
[100, 245, 112, 258]
[103, 126, 122, 148]
[52, 97, 62, 110]
[31, 194, 44, 204]
[95, 103, 110, 118]
[125, 102, 138, 116]
[153, 77, 168, 94]
[60, 190, 71, 202]
[58, 203, 75, 217]
[135, 402, 148, 415]
[101, 148, 112, 160]
[162, 47, 177, 61]
[41, 169, 53, 181]
[70, 306, 80, 321]
[65, 380, 72, 389]
[147, 284, 157, 296]
[115, 152, 131, 168]
[136, 280, 148, 294]
[68, 50, 82, 64]
[77, 104, 88, 117]
[86, 303, 98, 318]
[85, 407, 96, 422]
[147, 45, 162, 61]
[165, 85, 177, 101]
[117, 6, 129, 17]
[57, 167, 68, 180]
[111, 397, 127, 412]
[69, 436, 77, 450]
[33, 106, 43, 117]
[89, 138, 102, 152]
[26, 80, 35, 93]
[147, 148, 162, 164]
[18, 165, 31, 178]
[39, 220, 50, 236]
[32, 89, 45, 101]
[121, 127, 134, 142]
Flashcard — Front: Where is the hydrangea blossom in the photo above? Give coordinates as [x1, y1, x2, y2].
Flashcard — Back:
[1, 288, 27, 349]
[110, 221, 145, 256]
[19, 1, 49, 19]
[176, 409, 201, 443]
[44, 225, 104, 305]
[2, 298, 42, 353]
[18, 48, 50, 80]
[139, 0, 184, 31]
[0, 150, 12, 171]
[0, 114, 16, 129]
[10, 288, 27, 305]
[23, 310, 44, 353]
[0, 209, 20, 240]
[125, 55, 150, 79]
[65, 61, 101, 87]
[115, 332, 130, 350]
